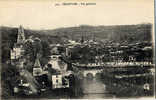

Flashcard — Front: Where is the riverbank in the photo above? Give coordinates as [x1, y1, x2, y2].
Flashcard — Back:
[101, 74, 154, 98]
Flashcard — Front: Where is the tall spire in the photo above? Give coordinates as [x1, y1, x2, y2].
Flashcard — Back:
[81, 33, 84, 43]
[17, 25, 25, 44]
[34, 53, 41, 67]
[92, 33, 95, 41]
[34, 58, 41, 67]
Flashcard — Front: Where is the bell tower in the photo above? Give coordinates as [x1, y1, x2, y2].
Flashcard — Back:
[10, 25, 25, 61]
[80, 33, 84, 44]
[33, 54, 43, 76]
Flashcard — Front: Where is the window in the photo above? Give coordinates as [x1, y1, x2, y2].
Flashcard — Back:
[56, 79, 58, 83]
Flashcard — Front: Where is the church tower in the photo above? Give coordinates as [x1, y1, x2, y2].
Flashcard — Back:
[10, 25, 25, 61]
[81, 35, 84, 44]
[17, 25, 25, 44]
[33, 54, 43, 76]
[80, 33, 84, 44]
[34, 58, 41, 68]
[92, 33, 95, 41]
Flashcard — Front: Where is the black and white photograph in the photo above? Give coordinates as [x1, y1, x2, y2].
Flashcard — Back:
[0, 0, 155, 99]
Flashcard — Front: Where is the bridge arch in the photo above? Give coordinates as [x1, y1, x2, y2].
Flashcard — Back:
[83, 69, 103, 78]
[86, 73, 94, 79]
[78, 71, 84, 79]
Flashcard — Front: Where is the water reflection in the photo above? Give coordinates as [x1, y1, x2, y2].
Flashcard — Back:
[79, 78, 114, 99]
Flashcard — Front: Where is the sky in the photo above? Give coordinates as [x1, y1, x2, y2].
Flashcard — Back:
[0, 0, 154, 29]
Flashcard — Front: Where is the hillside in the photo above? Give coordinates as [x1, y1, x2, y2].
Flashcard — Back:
[1, 24, 153, 63]
[48, 24, 152, 42]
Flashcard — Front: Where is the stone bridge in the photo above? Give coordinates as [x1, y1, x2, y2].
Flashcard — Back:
[82, 69, 103, 78]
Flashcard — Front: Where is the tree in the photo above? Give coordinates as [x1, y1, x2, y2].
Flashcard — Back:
[1, 63, 20, 98]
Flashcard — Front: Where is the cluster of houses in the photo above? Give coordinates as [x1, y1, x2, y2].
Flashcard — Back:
[10, 26, 72, 95]
[48, 38, 153, 70]
[60, 38, 153, 67]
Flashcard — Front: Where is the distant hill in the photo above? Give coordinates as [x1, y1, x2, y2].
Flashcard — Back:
[1, 24, 152, 45]
[51, 24, 152, 42]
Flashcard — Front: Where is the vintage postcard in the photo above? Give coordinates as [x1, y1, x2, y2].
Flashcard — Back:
[0, 0, 155, 99]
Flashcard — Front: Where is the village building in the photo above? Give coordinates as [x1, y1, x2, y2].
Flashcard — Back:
[47, 55, 68, 73]
[65, 46, 73, 57]
[51, 73, 69, 89]
[52, 74, 63, 89]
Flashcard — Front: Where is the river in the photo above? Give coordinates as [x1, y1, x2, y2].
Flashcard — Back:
[79, 78, 115, 99]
